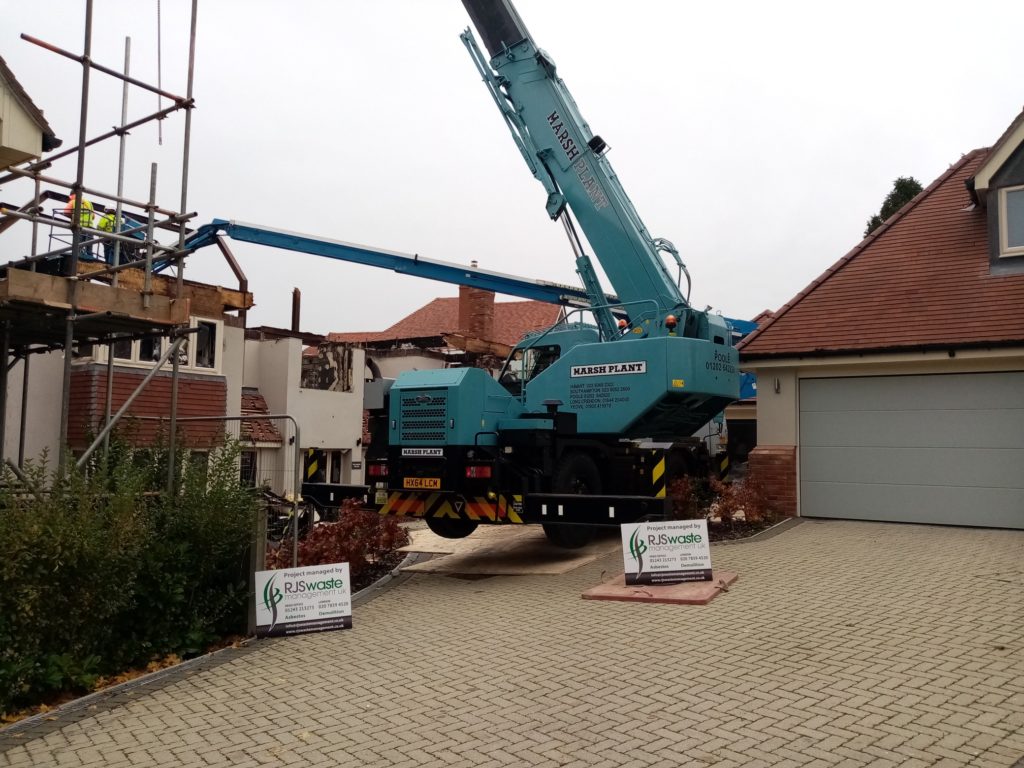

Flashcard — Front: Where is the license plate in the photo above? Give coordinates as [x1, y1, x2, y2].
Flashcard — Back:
[404, 477, 441, 490]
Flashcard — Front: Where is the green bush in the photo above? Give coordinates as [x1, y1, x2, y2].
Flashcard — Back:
[0, 440, 258, 713]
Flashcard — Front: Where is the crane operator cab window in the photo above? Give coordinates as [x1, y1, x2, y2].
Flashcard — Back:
[498, 344, 560, 396]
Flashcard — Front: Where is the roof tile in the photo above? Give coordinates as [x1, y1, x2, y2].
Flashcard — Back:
[329, 297, 561, 347]
[741, 148, 1024, 358]
[240, 387, 283, 444]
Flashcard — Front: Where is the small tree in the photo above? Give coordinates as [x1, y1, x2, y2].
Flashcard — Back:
[864, 176, 923, 236]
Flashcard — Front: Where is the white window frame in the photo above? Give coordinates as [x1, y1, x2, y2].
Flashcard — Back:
[78, 316, 223, 373]
[998, 184, 1024, 258]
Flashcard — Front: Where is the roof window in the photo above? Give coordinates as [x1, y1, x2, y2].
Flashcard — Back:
[999, 184, 1024, 257]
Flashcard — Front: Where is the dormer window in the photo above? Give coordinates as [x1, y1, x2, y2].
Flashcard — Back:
[1000, 184, 1024, 258]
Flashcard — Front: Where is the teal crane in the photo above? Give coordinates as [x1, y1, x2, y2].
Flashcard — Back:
[192, 1, 743, 547]
[360, 0, 741, 545]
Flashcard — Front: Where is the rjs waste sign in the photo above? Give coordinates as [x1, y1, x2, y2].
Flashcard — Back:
[621, 520, 712, 586]
[254, 563, 352, 638]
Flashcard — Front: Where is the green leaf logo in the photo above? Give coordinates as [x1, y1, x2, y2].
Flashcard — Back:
[628, 528, 647, 575]
[263, 575, 284, 632]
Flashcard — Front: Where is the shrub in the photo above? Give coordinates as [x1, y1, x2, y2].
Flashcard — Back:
[666, 469, 776, 525]
[266, 499, 408, 585]
[0, 439, 259, 713]
[0, 452, 147, 706]
[667, 474, 716, 520]
[121, 442, 257, 660]
[709, 473, 775, 524]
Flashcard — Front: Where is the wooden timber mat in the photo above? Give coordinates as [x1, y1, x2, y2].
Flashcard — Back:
[399, 524, 622, 576]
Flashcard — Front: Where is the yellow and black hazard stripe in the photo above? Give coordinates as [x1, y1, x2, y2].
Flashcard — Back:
[462, 497, 495, 521]
[652, 457, 667, 499]
[305, 448, 322, 481]
[462, 495, 523, 523]
[378, 492, 457, 519]
[495, 494, 524, 524]
[718, 453, 730, 479]
[380, 492, 523, 523]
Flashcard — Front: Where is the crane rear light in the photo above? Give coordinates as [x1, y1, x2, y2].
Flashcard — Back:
[465, 465, 492, 479]
[367, 463, 388, 477]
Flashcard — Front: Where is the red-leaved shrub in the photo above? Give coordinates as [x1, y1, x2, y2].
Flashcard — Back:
[265, 500, 409, 583]
[668, 468, 775, 525]
[709, 473, 774, 524]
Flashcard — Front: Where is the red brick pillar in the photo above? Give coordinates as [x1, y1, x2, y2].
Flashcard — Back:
[457, 285, 495, 341]
[748, 445, 797, 517]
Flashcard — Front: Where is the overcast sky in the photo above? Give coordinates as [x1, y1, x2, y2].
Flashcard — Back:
[2, 0, 1022, 335]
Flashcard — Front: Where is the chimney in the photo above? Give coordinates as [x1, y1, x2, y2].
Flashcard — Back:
[457, 261, 495, 341]
[291, 288, 301, 332]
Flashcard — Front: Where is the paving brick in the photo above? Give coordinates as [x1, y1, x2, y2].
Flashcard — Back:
[0, 520, 1021, 768]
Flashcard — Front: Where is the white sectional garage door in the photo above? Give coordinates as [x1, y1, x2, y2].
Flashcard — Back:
[799, 372, 1024, 529]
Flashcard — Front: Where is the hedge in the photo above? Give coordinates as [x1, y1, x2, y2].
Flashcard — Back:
[0, 441, 259, 713]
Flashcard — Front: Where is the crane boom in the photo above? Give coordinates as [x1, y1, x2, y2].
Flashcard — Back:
[186, 218, 608, 309]
[185, 219, 751, 345]
[460, 0, 695, 338]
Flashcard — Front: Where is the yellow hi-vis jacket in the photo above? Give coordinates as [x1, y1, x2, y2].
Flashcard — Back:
[98, 211, 117, 233]
[64, 194, 94, 228]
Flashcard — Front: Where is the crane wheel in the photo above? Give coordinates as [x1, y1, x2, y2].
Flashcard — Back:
[544, 452, 601, 549]
[425, 516, 478, 539]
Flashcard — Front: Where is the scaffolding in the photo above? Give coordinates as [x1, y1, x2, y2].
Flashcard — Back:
[0, 1, 249, 486]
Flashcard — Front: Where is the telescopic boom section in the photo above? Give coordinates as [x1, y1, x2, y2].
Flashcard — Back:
[461, 0, 692, 337]
[462, 0, 532, 58]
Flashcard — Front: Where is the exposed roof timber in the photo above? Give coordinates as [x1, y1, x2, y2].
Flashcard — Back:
[442, 333, 513, 358]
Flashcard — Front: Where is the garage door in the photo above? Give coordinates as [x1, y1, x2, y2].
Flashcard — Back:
[799, 372, 1024, 529]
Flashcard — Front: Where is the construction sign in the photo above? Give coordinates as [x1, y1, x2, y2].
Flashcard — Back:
[255, 563, 351, 638]
[621, 520, 712, 586]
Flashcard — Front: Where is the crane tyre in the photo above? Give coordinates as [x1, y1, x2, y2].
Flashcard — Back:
[543, 452, 601, 549]
[425, 516, 478, 539]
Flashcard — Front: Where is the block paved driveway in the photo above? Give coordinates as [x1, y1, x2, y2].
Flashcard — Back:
[2, 519, 1022, 768]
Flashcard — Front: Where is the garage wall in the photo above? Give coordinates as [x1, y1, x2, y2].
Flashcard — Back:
[800, 372, 1024, 529]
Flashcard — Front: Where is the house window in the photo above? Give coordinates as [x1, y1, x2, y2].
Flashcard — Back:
[240, 450, 257, 487]
[73, 341, 95, 360]
[195, 321, 217, 369]
[96, 317, 221, 371]
[329, 450, 343, 484]
[1000, 185, 1024, 257]
[139, 336, 161, 362]
[176, 336, 190, 366]
[112, 338, 133, 360]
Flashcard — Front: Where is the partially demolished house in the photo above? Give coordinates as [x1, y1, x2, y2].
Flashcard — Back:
[0, 13, 254, 482]
[309, 286, 560, 487]
[329, 285, 562, 376]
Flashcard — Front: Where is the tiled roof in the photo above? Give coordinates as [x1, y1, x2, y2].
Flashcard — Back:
[240, 387, 283, 444]
[740, 148, 1024, 358]
[0, 55, 61, 151]
[330, 297, 561, 348]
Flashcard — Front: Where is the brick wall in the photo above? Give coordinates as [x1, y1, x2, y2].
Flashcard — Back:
[69, 365, 227, 450]
[748, 445, 797, 517]
[458, 284, 495, 341]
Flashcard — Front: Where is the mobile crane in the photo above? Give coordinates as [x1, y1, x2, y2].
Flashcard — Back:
[363, 0, 738, 547]
[189, 0, 741, 548]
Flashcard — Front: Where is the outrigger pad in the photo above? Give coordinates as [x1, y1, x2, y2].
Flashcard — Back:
[581, 570, 738, 605]
[400, 525, 620, 576]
